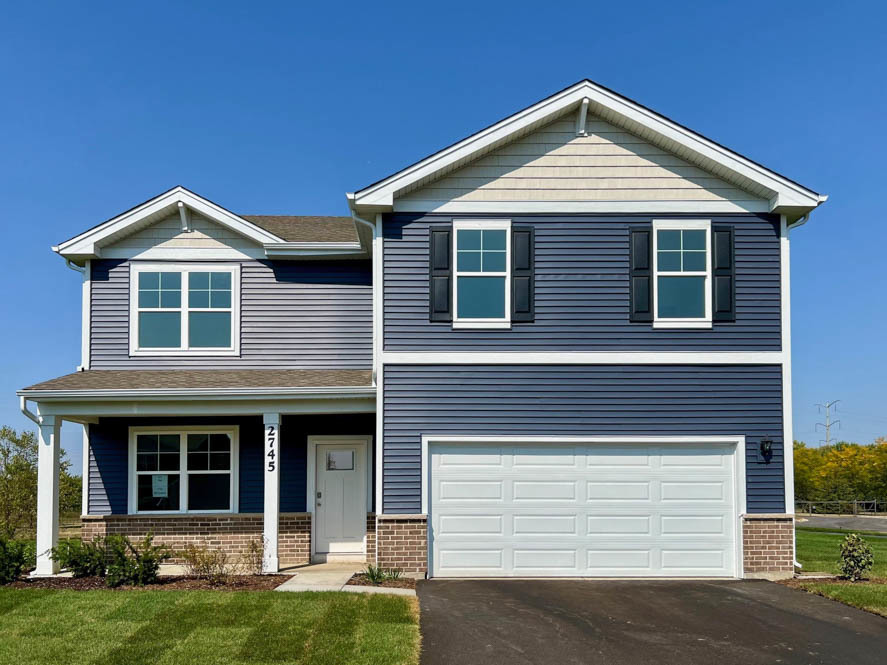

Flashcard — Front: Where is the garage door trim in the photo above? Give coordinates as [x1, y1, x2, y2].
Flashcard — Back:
[422, 435, 747, 578]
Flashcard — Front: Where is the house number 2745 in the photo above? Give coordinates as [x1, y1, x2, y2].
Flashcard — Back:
[266, 425, 277, 472]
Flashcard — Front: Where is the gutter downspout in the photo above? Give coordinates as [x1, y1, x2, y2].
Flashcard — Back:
[347, 195, 379, 386]
[20, 396, 41, 425]
[65, 259, 85, 274]
[787, 213, 810, 230]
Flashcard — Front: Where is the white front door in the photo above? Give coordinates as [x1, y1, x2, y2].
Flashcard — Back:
[315, 442, 366, 554]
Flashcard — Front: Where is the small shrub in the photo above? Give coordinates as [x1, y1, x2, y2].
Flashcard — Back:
[838, 533, 874, 581]
[384, 568, 402, 581]
[240, 538, 264, 576]
[105, 533, 171, 587]
[0, 537, 27, 584]
[363, 564, 386, 585]
[181, 542, 231, 585]
[52, 538, 107, 577]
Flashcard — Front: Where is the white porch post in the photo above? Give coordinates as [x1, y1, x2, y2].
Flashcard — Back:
[34, 415, 61, 576]
[263, 413, 280, 573]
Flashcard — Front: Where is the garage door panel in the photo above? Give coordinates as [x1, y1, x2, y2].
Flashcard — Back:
[429, 442, 738, 578]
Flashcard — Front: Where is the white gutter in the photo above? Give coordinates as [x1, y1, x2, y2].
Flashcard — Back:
[65, 259, 85, 274]
[347, 194, 380, 385]
[263, 241, 364, 258]
[17, 386, 376, 401]
[20, 396, 41, 424]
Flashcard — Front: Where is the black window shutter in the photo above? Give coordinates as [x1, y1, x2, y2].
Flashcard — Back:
[712, 225, 735, 322]
[429, 226, 452, 322]
[511, 226, 535, 322]
[629, 226, 653, 322]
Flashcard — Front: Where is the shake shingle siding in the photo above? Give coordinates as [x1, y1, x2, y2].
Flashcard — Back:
[382, 214, 781, 350]
[90, 259, 372, 369]
[382, 365, 785, 514]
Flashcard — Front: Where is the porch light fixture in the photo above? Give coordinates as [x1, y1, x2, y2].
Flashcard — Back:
[759, 437, 773, 463]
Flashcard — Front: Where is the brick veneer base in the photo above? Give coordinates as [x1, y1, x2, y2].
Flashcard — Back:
[366, 513, 376, 564]
[376, 514, 427, 575]
[81, 513, 311, 566]
[742, 514, 794, 580]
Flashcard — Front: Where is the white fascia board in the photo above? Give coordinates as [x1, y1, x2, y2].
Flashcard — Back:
[263, 241, 365, 258]
[353, 80, 823, 212]
[381, 351, 786, 365]
[16, 386, 376, 401]
[392, 200, 772, 215]
[56, 187, 285, 258]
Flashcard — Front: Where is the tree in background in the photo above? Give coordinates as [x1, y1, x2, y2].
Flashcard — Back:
[0, 426, 81, 538]
[794, 437, 887, 502]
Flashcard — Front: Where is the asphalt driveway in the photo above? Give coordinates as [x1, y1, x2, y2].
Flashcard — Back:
[798, 514, 887, 533]
[418, 579, 887, 665]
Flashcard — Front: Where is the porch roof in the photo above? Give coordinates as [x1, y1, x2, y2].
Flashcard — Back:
[20, 369, 373, 394]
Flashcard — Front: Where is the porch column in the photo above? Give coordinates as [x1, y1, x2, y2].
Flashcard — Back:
[263, 413, 280, 573]
[34, 415, 61, 576]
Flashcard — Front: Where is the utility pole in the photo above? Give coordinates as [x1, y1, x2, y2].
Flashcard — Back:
[815, 400, 841, 447]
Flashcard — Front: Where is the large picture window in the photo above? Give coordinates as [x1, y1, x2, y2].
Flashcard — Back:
[129, 427, 238, 514]
[130, 263, 239, 355]
[652, 220, 712, 328]
[453, 220, 511, 328]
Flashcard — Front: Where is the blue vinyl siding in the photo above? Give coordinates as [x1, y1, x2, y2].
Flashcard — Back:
[90, 259, 372, 369]
[87, 415, 375, 514]
[383, 214, 781, 350]
[382, 365, 785, 514]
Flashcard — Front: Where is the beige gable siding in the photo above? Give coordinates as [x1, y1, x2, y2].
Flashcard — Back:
[396, 116, 767, 208]
[103, 212, 260, 255]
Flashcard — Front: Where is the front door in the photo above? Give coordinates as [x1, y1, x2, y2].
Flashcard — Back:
[315, 442, 367, 555]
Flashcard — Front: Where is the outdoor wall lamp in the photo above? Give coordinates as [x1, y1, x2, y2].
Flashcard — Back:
[759, 437, 773, 463]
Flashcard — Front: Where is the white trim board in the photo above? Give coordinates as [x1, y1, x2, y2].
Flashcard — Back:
[306, 435, 372, 559]
[420, 434, 748, 579]
[352, 79, 825, 219]
[381, 351, 786, 365]
[780, 216, 795, 520]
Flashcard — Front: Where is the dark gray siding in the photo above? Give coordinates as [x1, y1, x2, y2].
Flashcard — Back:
[90, 259, 372, 369]
[382, 365, 784, 514]
[383, 214, 781, 350]
[87, 414, 375, 514]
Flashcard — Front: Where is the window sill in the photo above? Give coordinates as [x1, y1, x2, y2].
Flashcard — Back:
[129, 510, 236, 516]
[452, 320, 512, 330]
[129, 348, 240, 357]
[653, 320, 713, 329]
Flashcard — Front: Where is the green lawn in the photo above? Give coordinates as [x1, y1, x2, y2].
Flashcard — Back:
[0, 589, 419, 665]
[795, 528, 887, 576]
[795, 581, 887, 618]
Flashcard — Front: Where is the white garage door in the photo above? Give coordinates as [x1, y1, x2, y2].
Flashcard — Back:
[428, 440, 740, 578]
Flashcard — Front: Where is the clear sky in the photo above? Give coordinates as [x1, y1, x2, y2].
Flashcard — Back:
[1, 1, 884, 475]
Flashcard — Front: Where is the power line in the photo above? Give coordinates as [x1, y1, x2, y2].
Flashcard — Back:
[815, 400, 841, 447]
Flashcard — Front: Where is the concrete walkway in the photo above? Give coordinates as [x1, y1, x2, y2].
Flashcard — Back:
[274, 562, 415, 595]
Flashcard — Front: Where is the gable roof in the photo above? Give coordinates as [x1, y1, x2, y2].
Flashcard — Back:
[349, 79, 826, 222]
[56, 186, 364, 262]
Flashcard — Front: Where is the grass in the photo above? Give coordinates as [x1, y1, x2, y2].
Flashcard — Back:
[0, 589, 419, 665]
[794, 581, 887, 618]
[795, 529, 887, 576]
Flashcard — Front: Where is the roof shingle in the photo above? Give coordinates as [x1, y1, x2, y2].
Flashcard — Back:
[241, 216, 357, 243]
[22, 369, 372, 392]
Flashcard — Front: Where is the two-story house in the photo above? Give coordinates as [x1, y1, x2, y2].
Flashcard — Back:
[19, 80, 825, 580]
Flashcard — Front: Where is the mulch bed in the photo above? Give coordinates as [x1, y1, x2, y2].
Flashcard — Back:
[346, 574, 416, 590]
[7, 575, 289, 591]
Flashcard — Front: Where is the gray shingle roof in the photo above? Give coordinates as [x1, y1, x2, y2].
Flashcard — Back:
[22, 369, 372, 392]
[241, 216, 357, 243]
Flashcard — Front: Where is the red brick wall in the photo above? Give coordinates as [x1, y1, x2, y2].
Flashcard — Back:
[743, 514, 794, 579]
[81, 513, 311, 566]
[376, 515, 426, 575]
[366, 513, 376, 564]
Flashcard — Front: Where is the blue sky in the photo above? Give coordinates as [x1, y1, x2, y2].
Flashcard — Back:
[1, 1, 884, 475]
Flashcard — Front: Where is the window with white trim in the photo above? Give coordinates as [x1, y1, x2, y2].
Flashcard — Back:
[130, 427, 238, 513]
[653, 220, 712, 328]
[453, 220, 511, 328]
[130, 263, 239, 355]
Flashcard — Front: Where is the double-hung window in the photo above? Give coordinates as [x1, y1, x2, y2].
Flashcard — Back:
[130, 427, 238, 514]
[652, 220, 712, 328]
[453, 220, 511, 328]
[130, 263, 239, 355]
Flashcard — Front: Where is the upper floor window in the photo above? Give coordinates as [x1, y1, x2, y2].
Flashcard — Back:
[453, 220, 511, 329]
[129, 263, 240, 355]
[652, 220, 711, 328]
